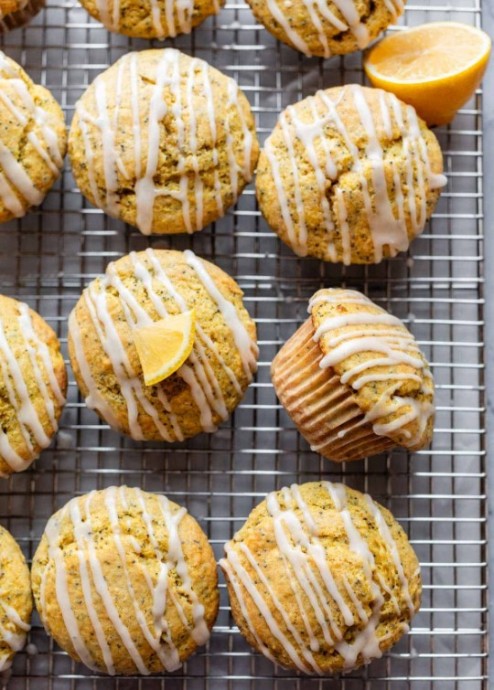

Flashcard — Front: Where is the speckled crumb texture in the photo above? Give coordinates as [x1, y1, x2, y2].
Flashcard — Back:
[0, 525, 32, 672]
[68, 248, 258, 442]
[79, 0, 224, 39]
[220, 481, 421, 675]
[246, 0, 406, 57]
[272, 288, 434, 462]
[69, 48, 259, 236]
[256, 84, 444, 265]
[0, 294, 67, 476]
[31, 486, 219, 676]
[0, 51, 66, 221]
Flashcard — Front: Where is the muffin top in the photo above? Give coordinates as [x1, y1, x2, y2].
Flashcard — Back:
[0, 295, 67, 476]
[257, 84, 445, 264]
[220, 481, 421, 674]
[0, 0, 28, 19]
[69, 49, 259, 235]
[0, 51, 66, 223]
[32, 486, 219, 675]
[0, 525, 32, 671]
[309, 288, 434, 451]
[247, 0, 406, 58]
[79, 0, 224, 39]
[68, 249, 258, 441]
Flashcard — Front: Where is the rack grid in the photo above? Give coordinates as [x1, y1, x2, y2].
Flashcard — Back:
[0, 0, 488, 688]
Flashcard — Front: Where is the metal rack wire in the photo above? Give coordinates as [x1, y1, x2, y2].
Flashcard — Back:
[0, 0, 488, 687]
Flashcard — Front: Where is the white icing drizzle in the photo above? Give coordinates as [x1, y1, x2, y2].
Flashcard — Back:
[263, 84, 447, 263]
[75, 50, 254, 236]
[220, 482, 417, 673]
[0, 581, 31, 671]
[39, 487, 210, 675]
[69, 250, 257, 441]
[263, 0, 405, 57]
[0, 301, 65, 473]
[309, 288, 434, 446]
[0, 51, 63, 217]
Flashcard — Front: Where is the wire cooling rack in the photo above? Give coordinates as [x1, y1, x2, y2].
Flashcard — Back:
[0, 0, 488, 687]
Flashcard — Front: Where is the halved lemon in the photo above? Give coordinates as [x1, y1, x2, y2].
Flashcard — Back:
[364, 22, 491, 126]
[133, 310, 196, 386]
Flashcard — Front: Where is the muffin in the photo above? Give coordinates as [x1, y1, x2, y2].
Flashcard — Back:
[69, 49, 259, 236]
[271, 288, 434, 462]
[247, 0, 406, 58]
[68, 249, 258, 441]
[0, 295, 67, 476]
[0, 0, 44, 32]
[257, 84, 446, 264]
[0, 51, 66, 222]
[0, 525, 32, 671]
[220, 481, 421, 675]
[32, 486, 219, 675]
[79, 0, 223, 39]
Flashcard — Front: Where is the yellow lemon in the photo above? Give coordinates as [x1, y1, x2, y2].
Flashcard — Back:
[364, 22, 491, 126]
[133, 310, 196, 386]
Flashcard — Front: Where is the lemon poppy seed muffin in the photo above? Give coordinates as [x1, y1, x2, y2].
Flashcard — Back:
[0, 0, 44, 31]
[0, 52, 66, 222]
[69, 49, 259, 236]
[257, 84, 445, 264]
[247, 0, 406, 58]
[32, 486, 219, 675]
[271, 288, 434, 462]
[68, 249, 258, 442]
[79, 0, 224, 39]
[0, 295, 67, 476]
[220, 481, 421, 675]
[0, 526, 32, 671]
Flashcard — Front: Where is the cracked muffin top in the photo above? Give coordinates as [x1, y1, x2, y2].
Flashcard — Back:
[31, 486, 219, 676]
[256, 84, 446, 264]
[79, 0, 224, 39]
[0, 51, 66, 223]
[220, 481, 421, 674]
[68, 248, 258, 442]
[246, 0, 407, 58]
[69, 49, 259, 236]
[0, 525, 32, 672]
[0, 294, 67, 476]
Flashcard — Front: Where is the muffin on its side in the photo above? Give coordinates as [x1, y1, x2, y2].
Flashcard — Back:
[220, 481, 421, 675]
[68, 249, 258, 442]
[0, 526, 32, 671]
[0, 51, 66, 222]
[0, 0, 44, 32]
[257, 84, 445, 264]
[32, 486, 219, 675]
[247, 0, 406, 58]
[79, 0, 223, 39]
[69, 49, 259, 236]
[0, 295, 67, 476]
[271, 288, 434, 462]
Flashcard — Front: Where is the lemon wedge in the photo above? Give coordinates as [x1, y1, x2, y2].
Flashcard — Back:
[133, 310, 196, 386]
[364, 22, 491, 126]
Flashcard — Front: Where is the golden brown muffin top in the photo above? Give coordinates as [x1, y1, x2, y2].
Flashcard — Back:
[0, 525, 32, 671]
[247, 0, 406, 58]
[256, 84, 445, 264]
[69, 49, 259, 235]
[309, 288, 434, 450]
[68, 249, 258, 442]
[0, 294, 67, 476]
[220, 481, 421, 674]
[0, 51, 66, 224]
[79, 0, 224, 39]
[32, 486, 219, 675]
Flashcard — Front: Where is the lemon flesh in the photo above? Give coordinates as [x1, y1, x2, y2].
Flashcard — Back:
[133, 310, 196, 386]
